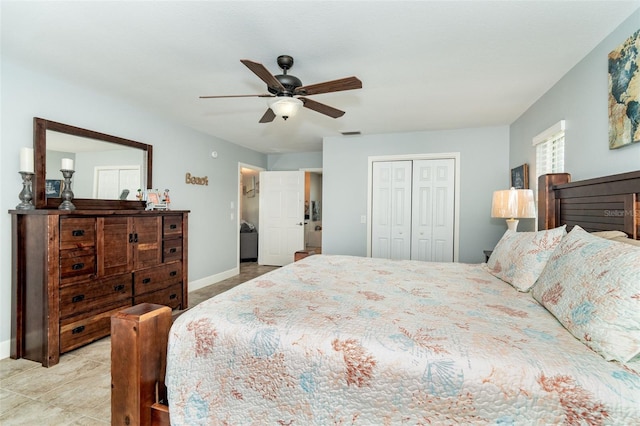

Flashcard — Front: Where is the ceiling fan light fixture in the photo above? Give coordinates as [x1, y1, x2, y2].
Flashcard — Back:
[268, 96, 303, 120]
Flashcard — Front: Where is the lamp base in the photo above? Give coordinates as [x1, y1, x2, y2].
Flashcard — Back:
[506, 218, 519, 232]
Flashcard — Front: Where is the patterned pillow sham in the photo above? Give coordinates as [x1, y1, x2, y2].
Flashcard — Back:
[485, 225, 566, 292]
[531, 225, 640, 363]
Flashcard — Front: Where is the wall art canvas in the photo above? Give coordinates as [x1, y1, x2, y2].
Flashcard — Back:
[608, 29, 639, 149]
[510, 164, 529, 189]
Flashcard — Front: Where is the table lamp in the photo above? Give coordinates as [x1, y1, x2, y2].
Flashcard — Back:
[491, 188, 536, 231]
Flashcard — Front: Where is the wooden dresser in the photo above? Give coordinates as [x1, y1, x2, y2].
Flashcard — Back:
[10, 209, 189, 367]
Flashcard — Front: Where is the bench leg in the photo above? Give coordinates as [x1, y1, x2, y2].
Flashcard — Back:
[111, 303, 172, 426]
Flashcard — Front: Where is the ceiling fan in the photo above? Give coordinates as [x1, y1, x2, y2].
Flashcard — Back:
[200, 55, 362, 122]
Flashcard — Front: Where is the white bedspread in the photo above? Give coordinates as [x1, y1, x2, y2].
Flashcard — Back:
[167, 255, 640, 424]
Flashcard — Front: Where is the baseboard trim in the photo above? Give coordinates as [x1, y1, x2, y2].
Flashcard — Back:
[0, 339, 10, 360]
[188, 266, 239, 292]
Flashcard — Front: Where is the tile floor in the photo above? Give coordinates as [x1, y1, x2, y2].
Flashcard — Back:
[0, 262, 278, 425]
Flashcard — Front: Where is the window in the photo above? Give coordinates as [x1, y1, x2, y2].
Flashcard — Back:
[533, 120, 565, 181]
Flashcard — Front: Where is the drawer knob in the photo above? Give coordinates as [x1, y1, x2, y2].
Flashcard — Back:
[169, 294, 177, 300]
[72, 326, 85, 334]
[72, 294, 85, 303]
[170, 224, 177, 230]
[142, 278, 151, 284]
[72, 263, 85, 270]
[113, 284, 125, 292]
[72, 230, 85, 237]
[169, 271, 177, 277]
[169, 248, 177, 253]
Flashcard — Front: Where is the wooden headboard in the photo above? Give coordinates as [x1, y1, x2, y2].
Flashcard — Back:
[538, 171, 640, 239]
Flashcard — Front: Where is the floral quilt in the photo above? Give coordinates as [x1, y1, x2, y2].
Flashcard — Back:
[166, 255, 640, 424]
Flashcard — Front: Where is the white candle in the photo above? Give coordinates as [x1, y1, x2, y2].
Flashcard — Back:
[61, 158, 74, 171]
[19, 147, 34, 173]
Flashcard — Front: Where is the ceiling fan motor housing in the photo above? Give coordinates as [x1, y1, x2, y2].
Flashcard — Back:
[270, 74, 303, 96]
[269, 55, 302, 96]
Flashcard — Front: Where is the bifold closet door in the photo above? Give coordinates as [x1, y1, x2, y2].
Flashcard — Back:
[411, 159, 455, 262]
[371, 161, 412, 260]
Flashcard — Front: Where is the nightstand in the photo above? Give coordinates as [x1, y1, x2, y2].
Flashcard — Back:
[483, 250, 493, 262]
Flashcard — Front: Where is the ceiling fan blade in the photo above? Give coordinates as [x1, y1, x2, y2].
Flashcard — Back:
[241, 59, 286, 92]
[259, 108, 276, 123]
[200, 94, 273, 99]
[295, 76, 362, 96]
[300, 97, 345, 118]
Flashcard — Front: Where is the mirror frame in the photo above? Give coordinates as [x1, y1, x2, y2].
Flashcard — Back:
[34, 117, 153, 210]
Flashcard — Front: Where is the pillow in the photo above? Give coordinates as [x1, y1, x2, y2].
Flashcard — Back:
[590, 230, 628, 239]
[531, 225, 640, 363]
[612, 236, 640, 247]
[485, 225, 566, 292]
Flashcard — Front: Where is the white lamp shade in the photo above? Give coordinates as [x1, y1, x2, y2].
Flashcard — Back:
[268, 97, 303, 118]
[491, 188, 536, 219]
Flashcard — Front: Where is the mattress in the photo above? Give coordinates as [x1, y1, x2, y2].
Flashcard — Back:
[166, 255, 640, 424]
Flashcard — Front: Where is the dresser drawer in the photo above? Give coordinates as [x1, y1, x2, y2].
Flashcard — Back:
[163, 239, 182, 262]
[134, 262, 182, 296]
[60, 303, 129, 353]
[60, 218, 96, 250]
[163, 216, 183, 238]
[60, 247, 96, 283]
[60, 274, 133, 319]
[134, 283, 183, 310]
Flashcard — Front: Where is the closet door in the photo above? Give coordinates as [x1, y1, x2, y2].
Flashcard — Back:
[371, 161, 412, 260]
[411, 159, 455, 262]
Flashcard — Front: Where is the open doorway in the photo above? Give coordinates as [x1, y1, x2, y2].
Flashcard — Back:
[303, 169, 322, 253]
[239, 164, 264, 264]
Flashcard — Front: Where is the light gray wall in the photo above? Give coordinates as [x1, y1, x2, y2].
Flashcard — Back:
[0, 58, 267, 356]
[322, 127, 510, 263]
[510, 9, 640, 183]
[268, 151, 323, 170]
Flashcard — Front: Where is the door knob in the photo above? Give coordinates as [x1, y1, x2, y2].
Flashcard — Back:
[296, 222, 304, 226]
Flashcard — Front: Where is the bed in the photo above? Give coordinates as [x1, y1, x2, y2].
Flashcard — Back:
[111, 171, 640, 425]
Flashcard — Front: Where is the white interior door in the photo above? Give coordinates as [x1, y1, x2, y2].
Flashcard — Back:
[259, 171, 305, 266]
[371, 161, 412, 260]
[96, 169, 119, 199]
[412, 159, 455, 262]
[119, 169, 140, 200]
[94, 166, 140, 200]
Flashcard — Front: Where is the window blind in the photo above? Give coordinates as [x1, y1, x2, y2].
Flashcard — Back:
[533, 120, 565, 181]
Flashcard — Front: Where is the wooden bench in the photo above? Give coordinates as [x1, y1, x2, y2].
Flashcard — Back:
[294, 249, 316, 262]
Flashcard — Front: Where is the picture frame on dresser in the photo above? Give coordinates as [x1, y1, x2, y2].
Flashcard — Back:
[45, 179, 63, 197]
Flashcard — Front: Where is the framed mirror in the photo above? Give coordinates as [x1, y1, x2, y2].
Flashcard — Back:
[34, 118, 153, 209]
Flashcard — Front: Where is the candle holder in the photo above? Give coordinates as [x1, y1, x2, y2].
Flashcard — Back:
[58, 169, 76, 211]
[16, 171, 35, 210]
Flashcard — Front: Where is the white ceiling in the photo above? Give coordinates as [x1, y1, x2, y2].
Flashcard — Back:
[2, 1, 639, 154]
